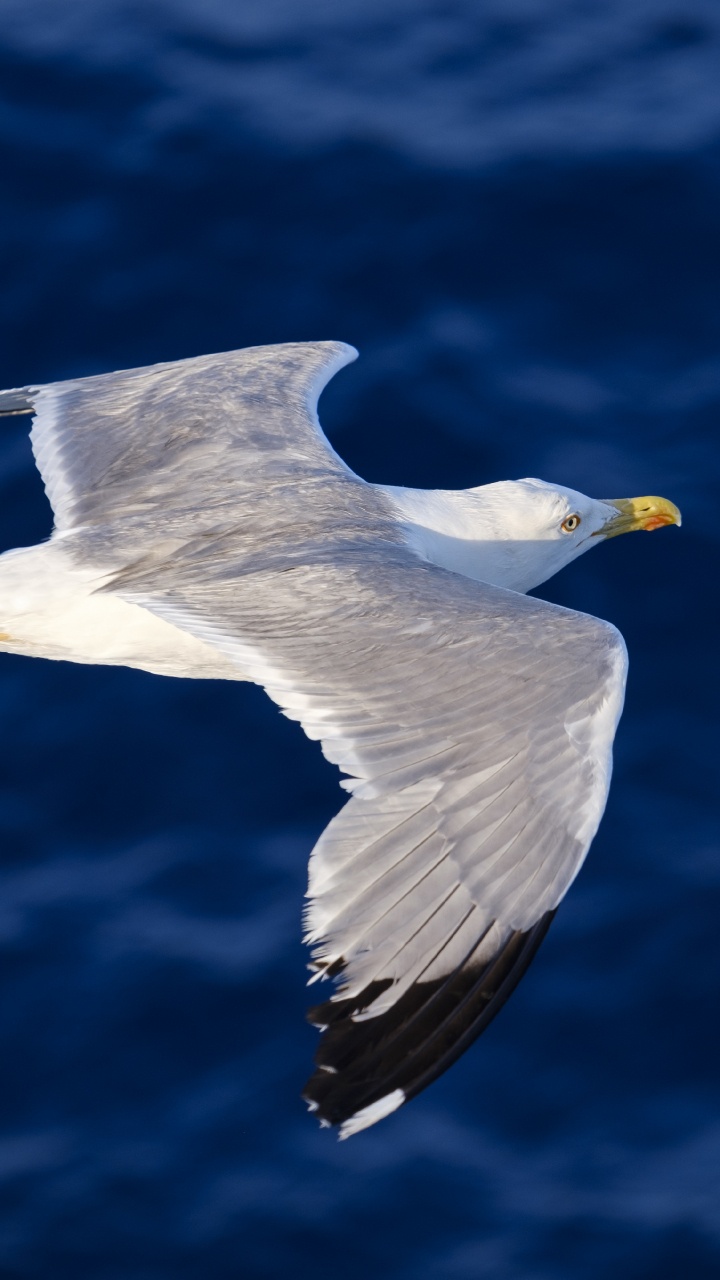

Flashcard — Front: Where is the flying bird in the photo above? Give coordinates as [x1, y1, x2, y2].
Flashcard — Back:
[0, 342, 680, 1138]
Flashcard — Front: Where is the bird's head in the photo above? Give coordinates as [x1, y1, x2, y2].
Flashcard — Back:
[383, 477, 681, 593]
[461, 478, 682, 592]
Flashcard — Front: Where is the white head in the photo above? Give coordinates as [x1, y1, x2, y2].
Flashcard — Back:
[383, 477, 681, 594]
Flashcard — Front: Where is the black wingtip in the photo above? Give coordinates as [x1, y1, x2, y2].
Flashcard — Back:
[0, 391, 34, 416]
[303, 910, 556, 1133]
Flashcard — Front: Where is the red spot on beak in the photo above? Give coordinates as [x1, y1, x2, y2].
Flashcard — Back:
[642, 514, 676, 532]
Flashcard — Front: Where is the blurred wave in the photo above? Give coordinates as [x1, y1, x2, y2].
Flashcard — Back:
[3, 0, 720, 166]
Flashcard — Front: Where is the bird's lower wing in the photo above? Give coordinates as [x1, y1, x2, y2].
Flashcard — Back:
[110, 549, 626, 1137]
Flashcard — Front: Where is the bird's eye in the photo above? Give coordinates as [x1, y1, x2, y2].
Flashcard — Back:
[561, 514, 581, 533]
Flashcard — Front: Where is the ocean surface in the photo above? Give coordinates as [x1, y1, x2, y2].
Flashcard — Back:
[0, 3, 718, 1276]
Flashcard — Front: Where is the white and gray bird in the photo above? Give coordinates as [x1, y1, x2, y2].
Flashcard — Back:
[0, 342, 680, 1138]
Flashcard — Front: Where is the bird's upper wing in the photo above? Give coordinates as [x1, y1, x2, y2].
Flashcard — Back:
[110, 549, 627, 1138]
[0, 341, 363, 550]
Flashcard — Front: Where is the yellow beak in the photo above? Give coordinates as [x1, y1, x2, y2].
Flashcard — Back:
[597, 495, 682, 539]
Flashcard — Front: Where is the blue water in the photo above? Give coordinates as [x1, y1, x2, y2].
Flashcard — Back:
[0, 3, 718, 1276]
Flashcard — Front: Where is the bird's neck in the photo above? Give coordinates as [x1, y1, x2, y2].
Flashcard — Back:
[380, 485, 563, 594]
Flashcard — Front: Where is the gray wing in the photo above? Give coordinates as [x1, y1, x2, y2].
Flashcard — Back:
[1, 342, 627, 1135]
[110, 548, 627, 1138]
[0, 342, 362, 551]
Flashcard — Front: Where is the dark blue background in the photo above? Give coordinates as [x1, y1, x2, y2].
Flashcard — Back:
[0, 3, 717, 1277]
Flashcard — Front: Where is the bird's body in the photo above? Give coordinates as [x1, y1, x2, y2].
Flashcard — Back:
[0, 341, 679, 1137]
[0, 542, 239, 676]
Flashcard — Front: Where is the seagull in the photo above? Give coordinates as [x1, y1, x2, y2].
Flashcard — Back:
[0, 341, 680, 1138]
